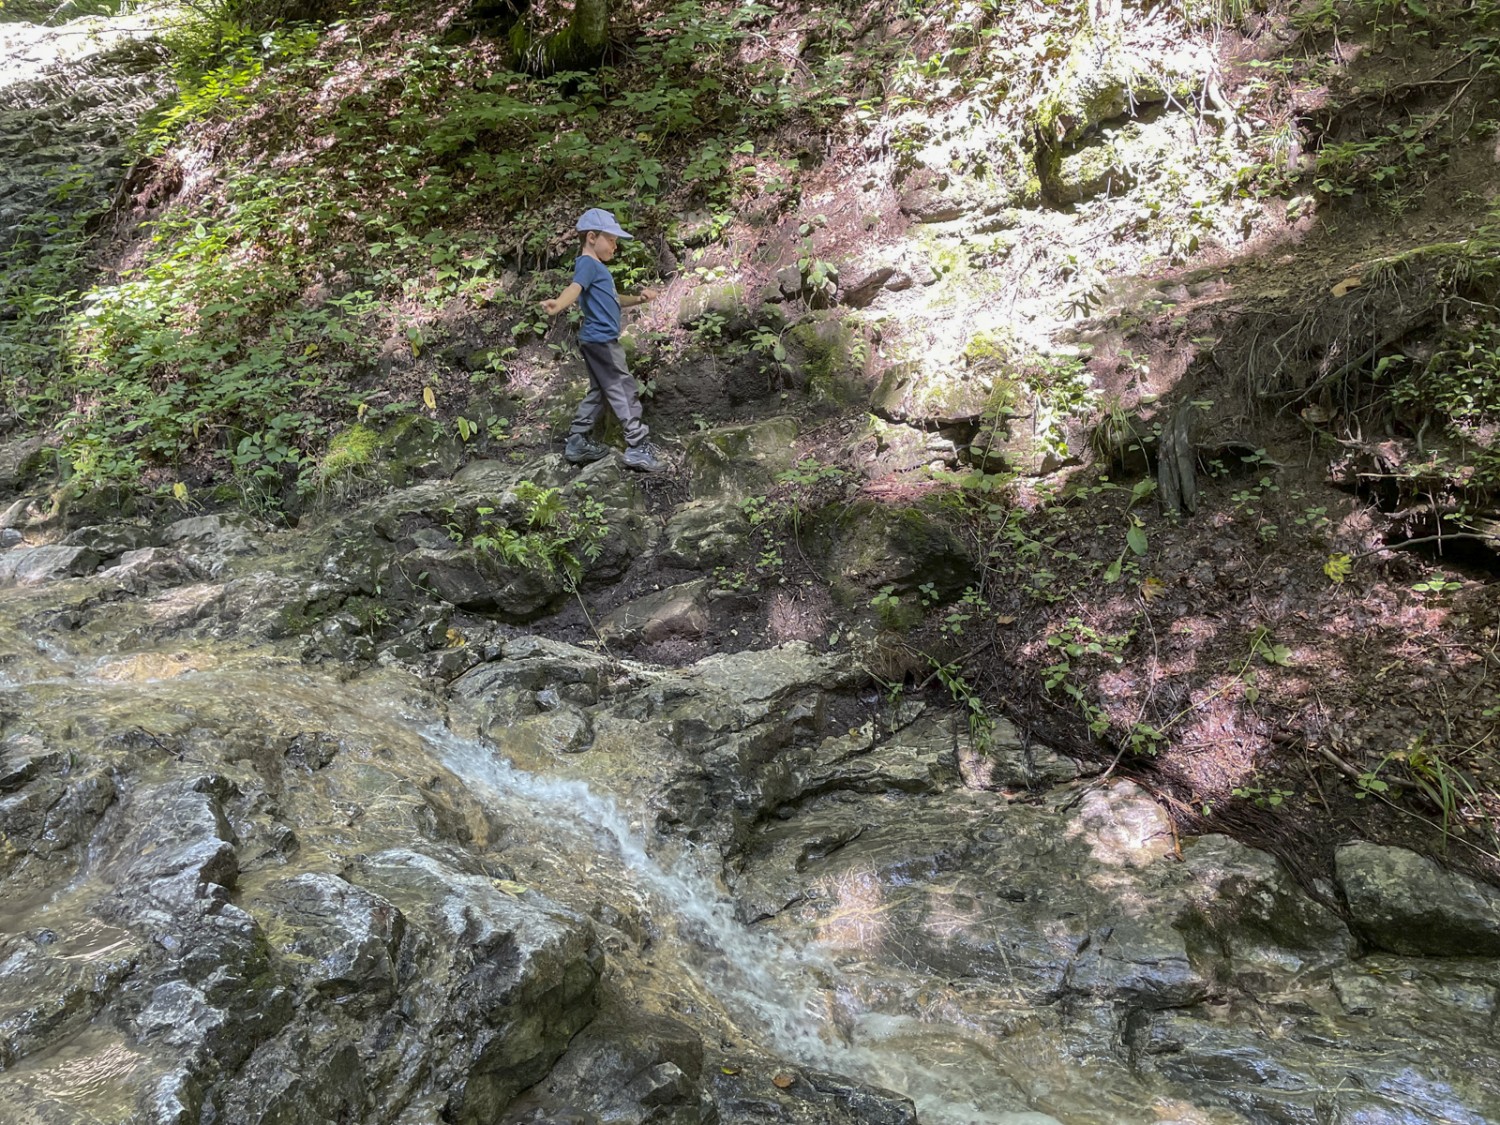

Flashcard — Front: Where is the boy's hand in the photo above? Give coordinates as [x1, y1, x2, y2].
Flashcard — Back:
[540, 298, 563, 315]
[640, 287, 662, 301]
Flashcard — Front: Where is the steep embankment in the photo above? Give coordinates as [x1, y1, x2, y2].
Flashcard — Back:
[4, 3, 1500, 1123]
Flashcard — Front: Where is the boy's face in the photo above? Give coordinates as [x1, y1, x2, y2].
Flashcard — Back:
[587, 231, 619, 261]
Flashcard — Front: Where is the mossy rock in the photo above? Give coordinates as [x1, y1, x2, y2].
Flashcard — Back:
[675, 282, 753, 334]
[1045, 139, 1134, 205]
[785, 316, 865, 403]
[872, 363, 997, 425]
[1030, 30, 1172, 144]
[683, 417, 800, 501]
[383, 415, 465, 481]
[810, 499, 976, 607]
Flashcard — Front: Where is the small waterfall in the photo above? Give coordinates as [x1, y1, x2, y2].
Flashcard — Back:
[427, 726, 1066, 1125]
[426, 726, 842, 1066]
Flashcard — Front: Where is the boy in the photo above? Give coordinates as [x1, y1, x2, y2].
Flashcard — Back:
[540, 208, 667, 473]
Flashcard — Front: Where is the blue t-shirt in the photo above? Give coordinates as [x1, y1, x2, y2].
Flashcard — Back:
[573, 255, 620, 343]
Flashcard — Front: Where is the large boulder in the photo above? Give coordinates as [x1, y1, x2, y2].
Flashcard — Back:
[684, 418, 800, 501]
[659, 499, 752, 569]
[349, 848, 604, 1124]
[1335, 842, 1500, 957]
[1178, 834, 1356, 985]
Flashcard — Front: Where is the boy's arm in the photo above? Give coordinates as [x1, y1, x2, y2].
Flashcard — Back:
[619, 286, 661, 309]
[541, 283, 582, 316]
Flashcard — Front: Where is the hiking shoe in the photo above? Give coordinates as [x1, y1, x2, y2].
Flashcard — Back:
[621, 442, 668, 474]
[564, 434, 611, 465]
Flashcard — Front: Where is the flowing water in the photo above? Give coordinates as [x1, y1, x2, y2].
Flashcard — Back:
[429, 726, 1130, 1125]
[0, 635, 1141, 1124]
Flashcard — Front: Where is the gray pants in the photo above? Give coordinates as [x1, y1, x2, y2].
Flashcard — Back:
[571, 340, 648, 447]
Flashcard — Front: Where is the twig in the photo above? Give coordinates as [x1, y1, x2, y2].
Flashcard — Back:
[915, 639, 997, 692]
[1349, 532, 1498, 561]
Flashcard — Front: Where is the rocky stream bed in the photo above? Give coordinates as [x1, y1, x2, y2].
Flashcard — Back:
[2, 444, 1500, 1125]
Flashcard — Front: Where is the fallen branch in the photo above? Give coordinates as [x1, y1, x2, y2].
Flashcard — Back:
[1350, 532, 1500, 561]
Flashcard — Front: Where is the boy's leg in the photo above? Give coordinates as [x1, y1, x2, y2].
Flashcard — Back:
[569, 349, 610, 437]
[579, 340, 648, 447]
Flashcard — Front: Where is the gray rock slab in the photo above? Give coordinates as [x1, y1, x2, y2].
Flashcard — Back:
[600, 580, 709, 644]
[0, 544, 99, 587]
[1335, 841, 1500, 957]
[659, 499, 751, 569]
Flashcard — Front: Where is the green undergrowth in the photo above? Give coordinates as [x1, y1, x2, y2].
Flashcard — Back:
[1, 0, 1262, 513]
[0, 0, 866, 509]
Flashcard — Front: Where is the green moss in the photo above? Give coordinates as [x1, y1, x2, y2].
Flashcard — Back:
[963, 328, 1017, 365]
[317, 424, 380, 487]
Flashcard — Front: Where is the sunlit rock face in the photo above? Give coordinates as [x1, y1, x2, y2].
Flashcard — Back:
[0, 11, 168, 271]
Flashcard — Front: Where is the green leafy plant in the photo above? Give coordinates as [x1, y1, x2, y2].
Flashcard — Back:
[1232, 779, 1294, 809]
[458, 481, 608, 588]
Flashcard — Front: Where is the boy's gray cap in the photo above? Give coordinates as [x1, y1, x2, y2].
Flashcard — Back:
[575, 208, 633, 239]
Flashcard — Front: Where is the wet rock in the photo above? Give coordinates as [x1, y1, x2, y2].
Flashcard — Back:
[659, 499, 752, 569]
[506, 707, 596, 756]
[789, 710, 960, 805]
[251, 873, 406, 1012]
[0, 544, 100, 587]
[450, 634, 613, 732]
[216, 1037, 369, 1125]
[0, 736, 59, 794]
[0, 761, 116, 885]
[1331, 954, 1500, 1024]
[600, 580, 710, 644]
[712, 1061, 917, 1124]
[60, 521, 153, 560]
[681, 642, 859, 718]
[349, 848, 604, 1124]
[0, 528, 21, 549]
[956, 715, 1080, 791]
[1335, 841, 1500, 957]
[98, 547, 200, 593]
[1134, 995, 1500, 1124]
[0, 917, 141, 1067]
[1178, 835, 1355, 985]
[161, 515, 264, 578]
[506, 1007, 710, 1125]
[107, 777, 239, 913]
